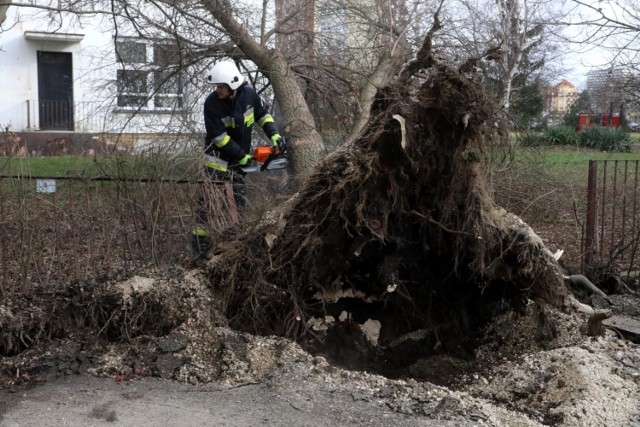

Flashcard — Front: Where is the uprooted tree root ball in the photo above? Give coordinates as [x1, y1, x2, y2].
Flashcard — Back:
[207, 58, 568, 374]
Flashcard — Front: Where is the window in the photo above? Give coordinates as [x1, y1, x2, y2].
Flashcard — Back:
[153, 44, 179, 67]
[116, 41, 146, 63]
[154, 70, 183, 109]
[117, 69, 148, 108]
[115, 39, 183, 111]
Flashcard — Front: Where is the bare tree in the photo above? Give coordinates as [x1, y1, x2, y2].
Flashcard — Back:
[296, 0, 426, 144]
[443, 0, 561, 139]
[569, 0, 640, 56]
[568, 1, 640, 116]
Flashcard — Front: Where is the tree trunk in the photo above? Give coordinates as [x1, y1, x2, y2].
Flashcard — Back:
[263, 50, 326, 173]
[345, 45, 409, 144]
[0, 0, 11, 25]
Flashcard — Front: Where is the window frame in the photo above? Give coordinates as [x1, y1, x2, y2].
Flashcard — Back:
[114, 38, 184, 112]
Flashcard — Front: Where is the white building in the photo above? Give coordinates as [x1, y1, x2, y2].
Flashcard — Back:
[0, 2, 204, 149]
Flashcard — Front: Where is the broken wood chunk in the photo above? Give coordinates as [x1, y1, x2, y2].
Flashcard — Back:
[587, 310, 613, 337]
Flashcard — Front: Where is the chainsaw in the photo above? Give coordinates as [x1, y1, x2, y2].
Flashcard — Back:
[252, 136, 289, 171]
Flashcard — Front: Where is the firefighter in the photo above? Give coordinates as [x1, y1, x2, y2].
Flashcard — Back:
[192, 60, 282, 255]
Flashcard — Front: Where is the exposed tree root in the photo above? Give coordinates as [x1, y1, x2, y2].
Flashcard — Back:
[565, 274, 610, 302]
[206, 26, 568, 370]
[587, 310, 613, 337]
[0, 273, 213, 357]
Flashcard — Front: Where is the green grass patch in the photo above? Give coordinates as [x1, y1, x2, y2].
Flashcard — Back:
[542, 149, 640, 165]
[492, 146, 640, 185]
[0, 154, 198, 179]
[498, 146, 640, 166]
[0, 156, 102, 177]
[516, 126, 633, 152]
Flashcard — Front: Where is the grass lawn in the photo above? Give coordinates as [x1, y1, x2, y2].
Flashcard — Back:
[510, 130, 640, 161]
[504, 138, 640, 172]
[490, 142, 640, 267]
[0, 156, 101, 177]
[543, 149, 640, 164]
[3, 138, 640, 182]
[494, 143, 639, 206]
[0, 154, 198, 178]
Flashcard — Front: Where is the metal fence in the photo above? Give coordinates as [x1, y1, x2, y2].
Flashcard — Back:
[4, 100, 107, 133]
[584, 159, 640, 277]
[0, 174, 236, 295]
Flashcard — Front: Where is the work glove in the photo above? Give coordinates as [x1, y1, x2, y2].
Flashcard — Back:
[235, 153, 258, 173]
[238, 154, 253, 166]
[271, 133, 282, 148]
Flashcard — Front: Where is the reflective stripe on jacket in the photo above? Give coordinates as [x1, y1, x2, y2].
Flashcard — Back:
[204, 153, 228, 173]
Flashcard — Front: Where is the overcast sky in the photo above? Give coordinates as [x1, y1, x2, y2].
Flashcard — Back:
[555, 0, 635, 90]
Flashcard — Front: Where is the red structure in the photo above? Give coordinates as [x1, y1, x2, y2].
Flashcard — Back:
[578, 113, 590, 131]
[600, 114, 621, 127]
[577, 112, 621, 132]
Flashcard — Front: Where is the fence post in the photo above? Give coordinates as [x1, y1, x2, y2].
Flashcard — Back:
[0, 178, 5, 292]
[584, 160, 598, 269]
[27, 100, 32, 129]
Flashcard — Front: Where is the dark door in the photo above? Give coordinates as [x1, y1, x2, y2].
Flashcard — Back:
[37, 51, 74, 131]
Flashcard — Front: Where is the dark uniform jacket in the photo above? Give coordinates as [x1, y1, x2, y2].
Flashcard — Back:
[203, 82, 278, 172]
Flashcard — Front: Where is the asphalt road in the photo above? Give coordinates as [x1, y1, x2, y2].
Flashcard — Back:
[0, 374, 439, 427]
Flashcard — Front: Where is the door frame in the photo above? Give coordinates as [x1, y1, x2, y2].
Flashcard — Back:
[37, 51, 74, 131]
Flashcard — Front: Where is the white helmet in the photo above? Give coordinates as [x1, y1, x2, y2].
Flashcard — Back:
[206, 60, 245, 90]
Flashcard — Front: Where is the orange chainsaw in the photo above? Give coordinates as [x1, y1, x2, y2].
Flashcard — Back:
[253, 136, 289, 171]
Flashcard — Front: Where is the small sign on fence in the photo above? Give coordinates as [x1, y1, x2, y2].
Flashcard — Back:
[36, 179, 57, 193]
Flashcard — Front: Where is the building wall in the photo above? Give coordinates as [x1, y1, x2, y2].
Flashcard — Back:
[276, 0, 315, 63]
[547, 80, 578, 115]
[1, 6, 109, 131]
[0, 3, 203, 141]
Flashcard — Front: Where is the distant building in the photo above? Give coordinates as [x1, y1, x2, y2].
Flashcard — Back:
[275, 0, 316, 64]
[273, 0, 382, 143]
[586, 66, 639, 124]
[586, 67, 625, 114]
[546, 80, 578, 115]
[275, 0, 377, 63]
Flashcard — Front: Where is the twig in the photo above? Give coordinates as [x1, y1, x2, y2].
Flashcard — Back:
[411, 210, 475, 236]
[96, 310, 117, 337]
[519, 189, 557, 216]
[396, 0, 444, 86]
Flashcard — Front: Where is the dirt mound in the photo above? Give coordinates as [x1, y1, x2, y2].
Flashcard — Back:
[468, 339, 640, 425]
